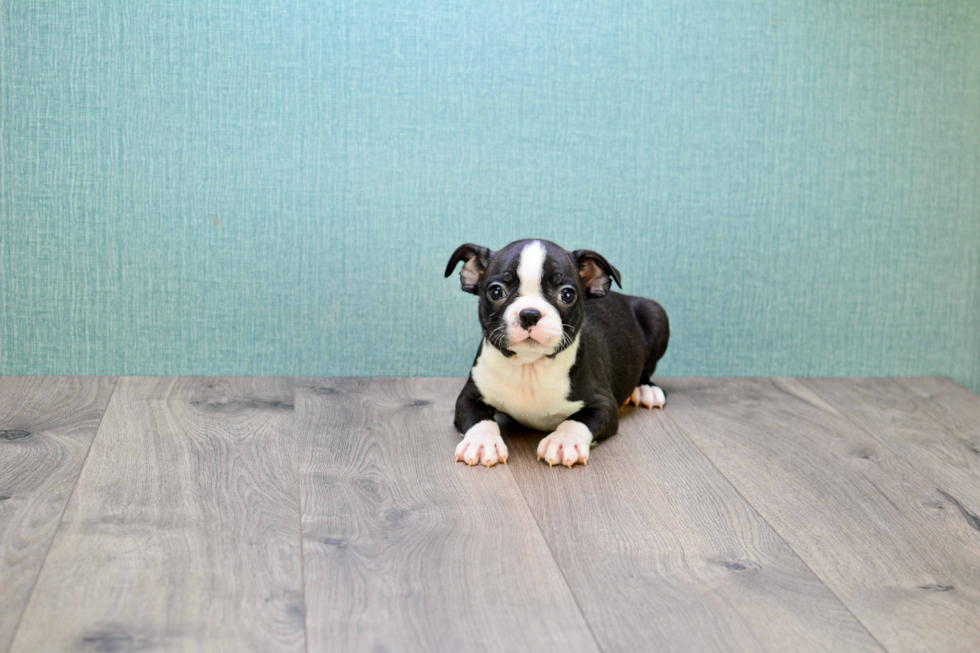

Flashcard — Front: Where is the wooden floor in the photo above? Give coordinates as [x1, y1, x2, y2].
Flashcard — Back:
[1, 377, 979, 652]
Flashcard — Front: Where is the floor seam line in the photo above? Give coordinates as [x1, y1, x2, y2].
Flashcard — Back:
[506, 460, 607, 653]
[294, 379, 312, 653]
[4, 375, 121, 653]
[659, 396, 893, 653]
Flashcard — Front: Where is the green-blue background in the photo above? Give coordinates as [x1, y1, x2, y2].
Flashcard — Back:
[2, 1, 978, 390]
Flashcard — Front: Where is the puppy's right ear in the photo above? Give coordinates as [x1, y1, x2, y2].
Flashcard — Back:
[445, 244, 492, 294]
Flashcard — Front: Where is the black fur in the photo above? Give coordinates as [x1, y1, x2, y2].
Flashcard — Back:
[446, 239, 669, 443]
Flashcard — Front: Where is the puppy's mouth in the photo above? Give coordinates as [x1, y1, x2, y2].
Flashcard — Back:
[510, 337, 544, 347]
[508, 330, 554, 348]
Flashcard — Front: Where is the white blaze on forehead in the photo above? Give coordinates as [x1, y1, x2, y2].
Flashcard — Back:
[517, 241, 547, 296]
[506, 240, 563, 351]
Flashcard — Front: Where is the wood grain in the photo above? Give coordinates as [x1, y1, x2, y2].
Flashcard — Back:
[0, 376, 117, 653]
[896, 379, 980, 437]
[898, 377, 980, 482]
[506, 409, 885, 653]
[297, 377, 599, 653]
[8, 377, 305, 653]
[6, 376, 979, 653]
[662, 378, 980, 653]
[802, 377, 980, 516]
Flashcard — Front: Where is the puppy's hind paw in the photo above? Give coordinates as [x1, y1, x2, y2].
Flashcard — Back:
[624, 384, 665, 409]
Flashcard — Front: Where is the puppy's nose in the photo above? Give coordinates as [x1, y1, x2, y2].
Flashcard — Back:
[518, 308, 543, 329]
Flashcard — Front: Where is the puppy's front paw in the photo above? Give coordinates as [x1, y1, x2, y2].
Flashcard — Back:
[537, 420, 593, 468]
[624, 384, 666, 409]
[455, 420, 508, 467]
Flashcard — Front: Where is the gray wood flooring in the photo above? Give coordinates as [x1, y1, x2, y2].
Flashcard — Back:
[1, 376, 979, 652]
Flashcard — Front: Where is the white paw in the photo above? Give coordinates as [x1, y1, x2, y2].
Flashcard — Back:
[624, 384, 665, 409]
[455, 420, 508, 467]
[536, 420, 593, 468]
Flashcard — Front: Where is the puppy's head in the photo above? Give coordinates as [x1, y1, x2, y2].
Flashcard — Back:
[445, 239, 621, 359]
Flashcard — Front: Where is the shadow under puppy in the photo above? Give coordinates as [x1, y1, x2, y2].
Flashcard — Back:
[445, 239, 669, 468]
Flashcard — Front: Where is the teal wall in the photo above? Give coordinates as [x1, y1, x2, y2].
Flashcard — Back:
[2, 1, 978, 390]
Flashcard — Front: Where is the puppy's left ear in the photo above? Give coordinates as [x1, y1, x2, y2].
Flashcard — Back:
[573, 249, 622, 299]
[445, 243, 493, 294]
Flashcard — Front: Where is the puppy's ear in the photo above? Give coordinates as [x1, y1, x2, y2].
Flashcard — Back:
[573, 249, 622, 299]
[445, 244, 493, 294]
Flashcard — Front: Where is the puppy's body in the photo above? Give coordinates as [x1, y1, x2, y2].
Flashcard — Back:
[470, 334, 584, 433]
[446, 239, 669, 467]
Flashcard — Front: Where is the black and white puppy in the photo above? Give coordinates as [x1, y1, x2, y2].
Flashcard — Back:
[445, 239, 669, 468]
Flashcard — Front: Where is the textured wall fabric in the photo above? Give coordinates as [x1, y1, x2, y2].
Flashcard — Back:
[1, 1, 978, 390]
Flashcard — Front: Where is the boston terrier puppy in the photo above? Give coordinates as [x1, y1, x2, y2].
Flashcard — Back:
[445, 239, 669, 468]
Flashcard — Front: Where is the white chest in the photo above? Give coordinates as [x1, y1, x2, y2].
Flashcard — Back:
[471, 337, 584, 432]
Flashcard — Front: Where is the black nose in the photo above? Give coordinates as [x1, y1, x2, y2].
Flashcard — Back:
[518, 308, 543, 329]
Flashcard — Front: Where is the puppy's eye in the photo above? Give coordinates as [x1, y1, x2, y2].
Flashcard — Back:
[487, 283, 506, 301]
[559, 287, 577, 304]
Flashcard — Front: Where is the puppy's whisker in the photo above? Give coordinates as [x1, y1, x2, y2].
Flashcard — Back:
[554, 320, 574, 352]
[486, 323, 510, 350]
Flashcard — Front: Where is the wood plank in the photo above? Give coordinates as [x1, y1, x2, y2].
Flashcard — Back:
[897, 377, 980, 470]
[505, 410, 885, 653]
[8, 377, 305, 653]
[662, 378, 980, 653]
[297, 377, 599, 653]
[0, 376, 117, 653]
[802, 378, 980, 516]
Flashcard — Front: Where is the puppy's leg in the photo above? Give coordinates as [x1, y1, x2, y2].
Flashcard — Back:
[454, 376, 506, 467]
[623, 296, 669, 409]
[537, 402, 617, 468]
